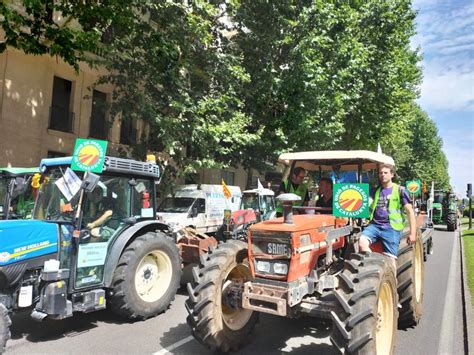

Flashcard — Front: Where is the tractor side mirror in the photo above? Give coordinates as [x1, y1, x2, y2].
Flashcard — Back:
[82, 172, 100, 193]
[190, 207, 198, 218]
[80, 229, 91, 241]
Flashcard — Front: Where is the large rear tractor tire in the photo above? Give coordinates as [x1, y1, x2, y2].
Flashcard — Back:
[397, 235, 424, 328]
[0, 304, 11, 354]
[109, 232, 181, 320]
[331, 253, 398, 355]
[446, 213, 457, 231]
[186, 240, 258, 352]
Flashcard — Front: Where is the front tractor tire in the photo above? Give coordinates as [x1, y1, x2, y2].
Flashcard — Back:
[397, 235, 424, 328]
[331, 253, 398, 355]
[446, 213, 457, 231]
[109, 232, 181, 320]
[0, 304, 11, 354]
[186, 240, 258, 352]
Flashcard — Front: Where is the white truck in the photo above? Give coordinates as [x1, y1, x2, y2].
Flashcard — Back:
[157, 184, 242, 234]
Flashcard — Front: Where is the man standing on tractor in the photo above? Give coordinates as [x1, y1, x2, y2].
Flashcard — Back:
[359, 164, 417, 268]
[275, 167, 310, 217]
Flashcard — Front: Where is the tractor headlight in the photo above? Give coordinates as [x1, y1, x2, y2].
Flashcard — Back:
[256, 261, 271, 273]
[273, 262, 288, 275]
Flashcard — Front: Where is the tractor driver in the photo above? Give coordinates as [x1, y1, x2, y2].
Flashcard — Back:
[359, 164, 416, 269]
[315, 177, 333, 214]
[85, 182, 114, 242]
[275, 167, 310, 217]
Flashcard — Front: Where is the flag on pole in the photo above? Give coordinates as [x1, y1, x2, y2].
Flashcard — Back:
[377, 143, 382, 154]
[222, 179, 232, 199]
[257, 178, 264, 192]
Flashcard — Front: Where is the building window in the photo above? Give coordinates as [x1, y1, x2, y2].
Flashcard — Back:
[89, 90, 108, 140]
[120, 116, 137, 145]
[222, 171, 235, 185]
[47, 151, 67, 158]
[49, 76, 74, 133]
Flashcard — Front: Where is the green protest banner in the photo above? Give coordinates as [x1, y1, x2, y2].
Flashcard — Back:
[71, 138, 108, 173]
[333, 183, 370, 218]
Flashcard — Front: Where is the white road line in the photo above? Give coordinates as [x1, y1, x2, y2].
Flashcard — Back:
[438, 231, 459, 354]
[153, 336, 194, 355]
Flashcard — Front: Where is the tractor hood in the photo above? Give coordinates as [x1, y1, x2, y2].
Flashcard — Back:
[251, 214, 338, 233]
[231, 209, 258, 225]
[0, 220, 59, 266]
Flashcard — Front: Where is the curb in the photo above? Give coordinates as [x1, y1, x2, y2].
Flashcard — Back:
[460, 227, 474, 354]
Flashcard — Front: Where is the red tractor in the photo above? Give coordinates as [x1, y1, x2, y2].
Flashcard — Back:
[218, 187, 276, 241]
[186, 151, 424, 354]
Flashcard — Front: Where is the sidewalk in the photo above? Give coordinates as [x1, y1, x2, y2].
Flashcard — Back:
[460, 221, 474, 354]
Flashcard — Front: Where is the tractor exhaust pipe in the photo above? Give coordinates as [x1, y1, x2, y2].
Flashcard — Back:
[276, 193, 301, 224]
[283, 202, 294, 224]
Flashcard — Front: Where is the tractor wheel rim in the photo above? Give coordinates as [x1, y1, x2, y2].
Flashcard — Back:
[135, 251, 172, 303]
[221, 263, 253, 331]
[415, 240, 423, 302]
[376, 280, 394, 354]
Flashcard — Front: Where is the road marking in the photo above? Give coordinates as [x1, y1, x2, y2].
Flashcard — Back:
[438, 231, 458, 354]
[153, 336, 194, 355]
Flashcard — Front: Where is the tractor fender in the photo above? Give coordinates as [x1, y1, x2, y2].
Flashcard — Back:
[103, 221, 172, 287]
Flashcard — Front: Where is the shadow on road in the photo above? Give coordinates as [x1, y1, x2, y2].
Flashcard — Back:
[10, 308, 129, 344]
[159, 313, 337, 354]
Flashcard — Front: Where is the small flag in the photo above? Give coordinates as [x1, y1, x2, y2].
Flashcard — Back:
[377, 143, 382, 154]
[222, 179, 232, 199]
[257, 178, 264, 192]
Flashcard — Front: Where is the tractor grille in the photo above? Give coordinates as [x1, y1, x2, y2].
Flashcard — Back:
[103, 157, 160, 179]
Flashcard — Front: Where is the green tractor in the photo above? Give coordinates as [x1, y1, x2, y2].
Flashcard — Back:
[432, 190, 458, 231]
[0, 168, 39, 220]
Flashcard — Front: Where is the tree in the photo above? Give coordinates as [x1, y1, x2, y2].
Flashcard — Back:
[0, 0, 139, 70]
[397, 105, 450, 189]
[94, 1, 261, 181]
[228, 0, 421, 161]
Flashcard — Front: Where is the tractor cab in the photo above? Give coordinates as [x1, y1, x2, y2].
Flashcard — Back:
[33, 156, 159, 288]
[218, 188, 276, 241]
[240, 188, 276, 220]
[0, 167, 39, 220]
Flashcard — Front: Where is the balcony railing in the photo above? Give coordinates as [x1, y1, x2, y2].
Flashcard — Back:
[49, 105, 75, 133]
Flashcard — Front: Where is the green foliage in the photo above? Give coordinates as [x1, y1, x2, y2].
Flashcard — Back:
[229, 1, 421, 153]
[462, 230, 474, 306]
[396, 105, 450, 189]
[0, 0, 138, 70]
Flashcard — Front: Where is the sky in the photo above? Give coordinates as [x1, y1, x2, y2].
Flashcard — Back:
[411, 0, 474, 196]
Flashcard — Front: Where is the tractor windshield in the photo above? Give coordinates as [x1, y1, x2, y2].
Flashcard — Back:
[157, 197, 195, 213]
[34, 169, 80, 222]
[434, 193, 446, 205]
[241, 194, 258, 210]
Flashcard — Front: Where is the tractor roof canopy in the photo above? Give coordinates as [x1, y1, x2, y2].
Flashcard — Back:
[0, 167, 39, 177]
[243, 188, 274, 196]
[39, 156, 160, 179]
[278, 150, 395, 172]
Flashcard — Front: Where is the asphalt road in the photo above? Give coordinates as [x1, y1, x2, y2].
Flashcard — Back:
[6, 227, 465, 354]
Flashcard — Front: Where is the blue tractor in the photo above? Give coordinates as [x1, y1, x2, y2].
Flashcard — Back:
[0, 156, 181, 352]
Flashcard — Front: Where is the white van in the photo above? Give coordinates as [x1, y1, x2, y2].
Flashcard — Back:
[157, 184, 242, 234]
